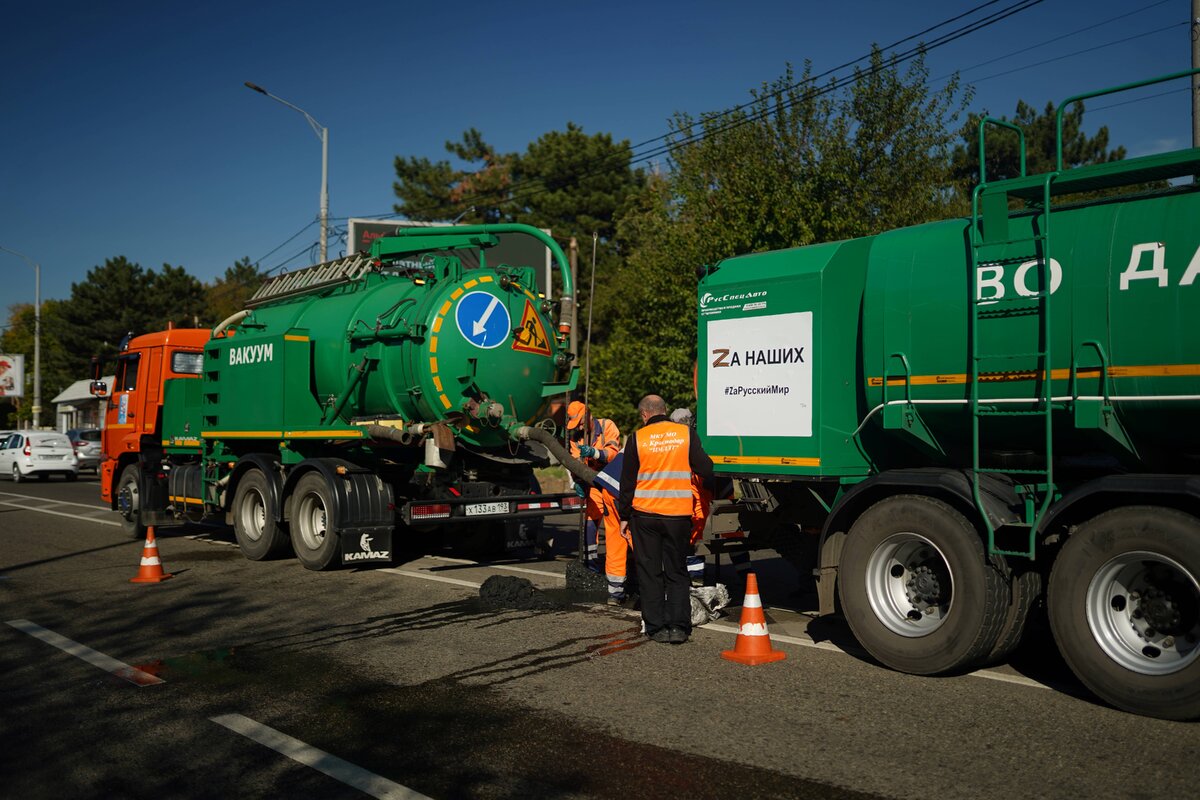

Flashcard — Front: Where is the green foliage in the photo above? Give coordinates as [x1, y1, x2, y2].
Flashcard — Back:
[591, 50, 970, 431]
[950, 100, 1126, 186]
[205, 257, 263, 325]
[0, 300, 75, 426]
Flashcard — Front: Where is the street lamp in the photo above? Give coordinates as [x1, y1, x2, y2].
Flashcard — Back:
[0, 245, 40, 429]
[244, 81, 330, 262]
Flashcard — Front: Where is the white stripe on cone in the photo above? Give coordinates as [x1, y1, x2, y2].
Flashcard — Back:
[140, 556, 161, 566]
[743, 593, 762, 609]
[738, 622, 769, 636]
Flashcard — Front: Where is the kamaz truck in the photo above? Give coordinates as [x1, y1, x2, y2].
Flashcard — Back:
[696, 71, 1200, 719]
[95, 224, 591, 569]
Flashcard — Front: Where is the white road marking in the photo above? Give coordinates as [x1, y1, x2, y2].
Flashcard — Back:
[0, 491, 110, 511]
[5, 619, 164, 686]
[702, 618, 1050, 690]
[210, 713, 430, 800]
[0, 491, 120, 527]
[424, 555, 564, 579]
[382, 568, 483, 589]
[0, 501, 120, 525]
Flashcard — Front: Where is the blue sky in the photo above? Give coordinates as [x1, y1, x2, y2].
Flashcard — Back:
[0, 0, 1192, 309]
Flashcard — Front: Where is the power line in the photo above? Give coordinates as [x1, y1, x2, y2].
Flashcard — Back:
[384, 0, 1046, 222]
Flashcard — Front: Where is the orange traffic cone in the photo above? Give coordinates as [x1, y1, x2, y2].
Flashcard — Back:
[130, 526, 173, 584]
[721, 572, 785, 665]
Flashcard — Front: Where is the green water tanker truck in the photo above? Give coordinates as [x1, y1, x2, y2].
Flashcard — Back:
[118, 224, 595, 569]
[697, 71, 1200, 719]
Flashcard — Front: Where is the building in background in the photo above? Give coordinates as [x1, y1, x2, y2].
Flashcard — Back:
[52, 375, 113, 432]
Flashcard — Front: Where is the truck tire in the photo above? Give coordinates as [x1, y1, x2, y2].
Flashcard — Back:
[289, 472, 341, 571]
[1047, 506, 1200, 720]
[232, 469, 290, 561]
[982, 568, 1042, 666]
[838, 494, 1009, 675]
[116, 465, 146, 540]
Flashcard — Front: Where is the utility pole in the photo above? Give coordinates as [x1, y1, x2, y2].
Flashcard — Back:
[1193, 0, 1199, 147]
[244, 82, 330, 262]
[568, 237, 579, 359]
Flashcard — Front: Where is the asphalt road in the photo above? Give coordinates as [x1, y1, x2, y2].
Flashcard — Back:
[2, 476, 1198, 799]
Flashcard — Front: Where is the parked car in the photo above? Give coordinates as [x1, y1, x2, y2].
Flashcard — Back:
[0, 431, 79, 482]
[65, 427, 103, 472]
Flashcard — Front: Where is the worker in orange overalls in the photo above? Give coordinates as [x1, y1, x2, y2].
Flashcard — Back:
[566, 400, 627, 603]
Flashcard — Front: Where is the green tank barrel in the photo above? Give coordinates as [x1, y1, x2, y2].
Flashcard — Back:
[200, 224, 576, 448]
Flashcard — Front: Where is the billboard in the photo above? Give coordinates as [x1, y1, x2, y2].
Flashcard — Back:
[0, 354, 25, 397]
[347, 219, 554, 296]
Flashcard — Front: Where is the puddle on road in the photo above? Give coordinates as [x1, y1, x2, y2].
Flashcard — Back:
[133, 647, 239, 682]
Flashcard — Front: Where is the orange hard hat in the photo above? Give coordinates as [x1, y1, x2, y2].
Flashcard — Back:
[566, 400, 588, 430]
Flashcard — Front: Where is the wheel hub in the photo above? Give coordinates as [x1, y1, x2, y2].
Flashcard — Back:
[866, 533, 954, 638]
[907, 565, 944, 605]
[1087, 551, 1200, 676]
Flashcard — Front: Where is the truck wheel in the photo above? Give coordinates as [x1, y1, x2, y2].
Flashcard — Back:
[232, 469, 290, 561]
[289, 472, 340, 571]
[116, 465, 146, 540]
[838, 495, 1009, 675]
[982, 568, 1042, 666]
[1047, 506, 1200, 720]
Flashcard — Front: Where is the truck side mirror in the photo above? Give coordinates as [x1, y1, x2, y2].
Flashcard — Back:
[88, 357, 108, 396]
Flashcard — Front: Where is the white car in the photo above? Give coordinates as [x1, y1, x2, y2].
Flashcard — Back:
[0, 431, 79, 482]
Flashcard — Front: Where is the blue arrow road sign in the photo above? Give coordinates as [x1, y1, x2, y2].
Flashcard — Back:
[455, 291, 511, 349]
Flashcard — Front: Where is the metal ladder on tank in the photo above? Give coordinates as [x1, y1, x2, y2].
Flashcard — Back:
[968, 119, 1056, 559]
[246, 253, 376, 308]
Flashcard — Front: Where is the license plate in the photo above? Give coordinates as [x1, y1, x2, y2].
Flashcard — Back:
[465, 501, 509, 517]
[40, 455, 63, 460]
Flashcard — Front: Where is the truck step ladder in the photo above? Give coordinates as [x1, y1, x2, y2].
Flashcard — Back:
[968, 118, 1054, 559]
[246, 253, 376, 308]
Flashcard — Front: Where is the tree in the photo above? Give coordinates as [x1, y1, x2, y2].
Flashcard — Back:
[591, 49, 970, 431]
[393, 123, 646, 383]
[950, 100, 1127, 188]
[57, 256, 206, 375]
[205, 257, 264, 325]
[0, 300, 75, 427]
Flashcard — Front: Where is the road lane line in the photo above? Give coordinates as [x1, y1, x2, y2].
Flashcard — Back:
[381, 568, 482, 589]
[700, 619, 1050, 689]
[424, 555, 564, 579]
[210, 713, 430, 800]
[0, 499, 121, 527]
[5, 619, 164, 686]
[0, 491, 111, 510]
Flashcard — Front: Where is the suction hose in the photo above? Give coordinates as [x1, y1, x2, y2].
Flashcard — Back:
[513, 426, 597, 485]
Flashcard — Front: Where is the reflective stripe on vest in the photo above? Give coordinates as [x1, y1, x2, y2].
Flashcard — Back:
[632, 421, 693, 516]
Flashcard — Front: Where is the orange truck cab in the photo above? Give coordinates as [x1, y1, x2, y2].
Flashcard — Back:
[94, 328, 209, 536]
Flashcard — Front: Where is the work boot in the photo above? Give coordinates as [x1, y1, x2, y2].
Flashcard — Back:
[649, 628, 672, 644]
[668, 626, 689, 645]
[606, 594, 626, 607]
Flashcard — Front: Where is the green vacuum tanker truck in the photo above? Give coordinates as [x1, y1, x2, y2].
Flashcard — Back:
[109, 224, 593, 570]
[696, 70, 1200, 720]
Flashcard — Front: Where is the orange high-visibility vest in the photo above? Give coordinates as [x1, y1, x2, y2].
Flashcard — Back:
[632, 420, 694, 516]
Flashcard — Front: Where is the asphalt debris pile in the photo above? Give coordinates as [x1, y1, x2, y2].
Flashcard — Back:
[564, 559, 608, 593]
[479, 575, 563, 610]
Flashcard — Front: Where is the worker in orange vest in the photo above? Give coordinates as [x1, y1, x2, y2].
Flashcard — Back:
[566, 400, 627, 601]
[618, 394, 714, 644]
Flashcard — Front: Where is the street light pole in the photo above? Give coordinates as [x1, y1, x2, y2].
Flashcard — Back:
[244, 81, 330, 262]
[1, 245, 41, 429]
